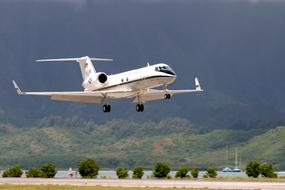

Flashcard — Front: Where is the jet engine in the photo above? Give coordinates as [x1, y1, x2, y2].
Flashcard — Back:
[97, 72, 108, 84]
[82, 72, 109, 90]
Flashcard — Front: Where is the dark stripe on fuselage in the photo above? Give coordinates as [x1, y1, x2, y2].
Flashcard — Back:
[94, 75, 174, 91]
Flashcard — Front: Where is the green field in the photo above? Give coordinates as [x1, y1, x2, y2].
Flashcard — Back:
[0, 185, 218, 190]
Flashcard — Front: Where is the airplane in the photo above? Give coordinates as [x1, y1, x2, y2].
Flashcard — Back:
[12, 56, 203, 112]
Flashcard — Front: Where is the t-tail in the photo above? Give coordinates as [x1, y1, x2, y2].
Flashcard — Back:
[36, 56, 113, 90]
[36, 56, 113, 80]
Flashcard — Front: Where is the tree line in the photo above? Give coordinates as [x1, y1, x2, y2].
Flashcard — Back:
[2, 159, 277, 179]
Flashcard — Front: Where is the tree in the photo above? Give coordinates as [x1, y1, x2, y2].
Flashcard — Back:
[246, 161, 260, 178]
[153, 162, 170, 178]
[175, 165, 189, 178]
[26, 167, 45, 178]
[2, 165, 23, 177]
[259, 163, 277, 178]
[206, 167, 217, 178]
[78, 158, 100, 179]
[116, 167, 129, 179]
[191, 167, 199, 178]
[41, 163, 57, 178]
[132, 166, 144, 179]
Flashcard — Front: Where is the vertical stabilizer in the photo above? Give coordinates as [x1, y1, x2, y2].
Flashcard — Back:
[76, 56, 97, 80]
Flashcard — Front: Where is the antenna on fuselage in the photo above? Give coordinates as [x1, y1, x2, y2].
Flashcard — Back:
[146, 62, 150, 66]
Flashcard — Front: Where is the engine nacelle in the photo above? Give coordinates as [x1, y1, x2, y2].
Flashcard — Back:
[82, 72, 109, 90]
[97, 72, 108, 84]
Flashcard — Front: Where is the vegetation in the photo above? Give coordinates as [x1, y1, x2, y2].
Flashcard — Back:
[191, 167, 199, 178]
[2, 165, 23, 177]
[78, 158, 100, 179]
[153, 162, 170, 178]
[206, 167, 217, 178]
[116, 167, 129, 179]
[132, 166, 144, 179]
[246, 161, 260, 178]
[175, 166, 189, 178]
[26, 167, 45, 178]
[0, 116, 284, 170]
[41, 163, 57, 178]
[259, 163, 277, 178]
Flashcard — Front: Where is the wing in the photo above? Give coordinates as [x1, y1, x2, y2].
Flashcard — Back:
[12, 80, 136, 104]
[133, 77, 203, 103]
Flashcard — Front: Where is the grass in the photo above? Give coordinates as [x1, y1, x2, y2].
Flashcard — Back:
[0, 185, 218, 190]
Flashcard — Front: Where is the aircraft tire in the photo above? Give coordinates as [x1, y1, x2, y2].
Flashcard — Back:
[136, 104, 144, 112]
[103, 104, 111, 112]
[165, 94, 171, 99]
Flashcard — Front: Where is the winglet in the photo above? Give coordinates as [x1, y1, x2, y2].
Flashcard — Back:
[195, 77, 203, 91]
[12, 80, 22, 95]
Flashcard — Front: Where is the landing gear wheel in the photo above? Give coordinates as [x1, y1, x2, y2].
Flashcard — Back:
[136, 104, 144, 112]
[164, 94, 171, 99]
[103, 104, 111, 112]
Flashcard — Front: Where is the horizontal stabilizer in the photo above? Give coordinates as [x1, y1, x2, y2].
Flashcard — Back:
[36, 56, 113, 62]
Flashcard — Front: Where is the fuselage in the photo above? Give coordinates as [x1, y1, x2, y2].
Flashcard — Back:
[84, 63, 177, 92]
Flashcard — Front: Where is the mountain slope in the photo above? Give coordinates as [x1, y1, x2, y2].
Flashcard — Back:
[0, 117, 283, 170]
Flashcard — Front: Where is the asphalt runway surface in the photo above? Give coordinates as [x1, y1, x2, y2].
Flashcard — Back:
[0, 178, 285, 190]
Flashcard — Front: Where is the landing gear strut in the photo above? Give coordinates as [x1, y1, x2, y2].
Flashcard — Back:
[103, 104, 111, 112]
[164, 94, 171, 99]
[136, 104, 144, 112]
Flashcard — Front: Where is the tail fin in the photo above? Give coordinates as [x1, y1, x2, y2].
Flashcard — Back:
[36, 56, 113, 80]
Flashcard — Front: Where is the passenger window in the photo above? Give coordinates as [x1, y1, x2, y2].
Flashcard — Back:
[121, 79, 124, 82]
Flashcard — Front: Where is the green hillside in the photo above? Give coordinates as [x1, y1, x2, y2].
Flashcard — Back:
[0, 116, 284, 170]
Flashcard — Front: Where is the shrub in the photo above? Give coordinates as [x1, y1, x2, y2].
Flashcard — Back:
[78, 158, 100, 179]
[246, 161, 260, 178]
[132, 166, 144, 179]
[191, 167, 199, 178]
[116, 167, 129, 179]
[259, 163, 277, 178]
[206, 167, 217, 178]
[41, 163, 57, 178]
[26, 167, 45, 178]
[153, 162, 170, 178]
[175, 165, 189, 178]
[2, 165, 23, 177]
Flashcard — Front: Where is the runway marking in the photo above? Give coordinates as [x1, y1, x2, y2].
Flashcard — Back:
[0, 178, 285, 190]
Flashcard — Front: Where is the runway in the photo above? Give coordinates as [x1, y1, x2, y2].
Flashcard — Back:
[0, 178, 285, 190]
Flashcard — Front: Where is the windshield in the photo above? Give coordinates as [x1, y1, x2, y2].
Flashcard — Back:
[155, 65, 176, 75]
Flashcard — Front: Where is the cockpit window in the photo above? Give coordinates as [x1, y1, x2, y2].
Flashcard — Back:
[155, 65, 176, 75]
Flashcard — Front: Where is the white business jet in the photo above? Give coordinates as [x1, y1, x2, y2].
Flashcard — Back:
[12, 56, 203, 112]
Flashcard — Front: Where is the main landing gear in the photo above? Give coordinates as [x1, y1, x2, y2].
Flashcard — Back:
[164, 93, 171, 99]
[136, 104, 144, 112]
[103, 104, 111, 112]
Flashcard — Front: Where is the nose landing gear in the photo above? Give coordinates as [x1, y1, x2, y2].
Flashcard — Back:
[136, 104, 144, 112]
